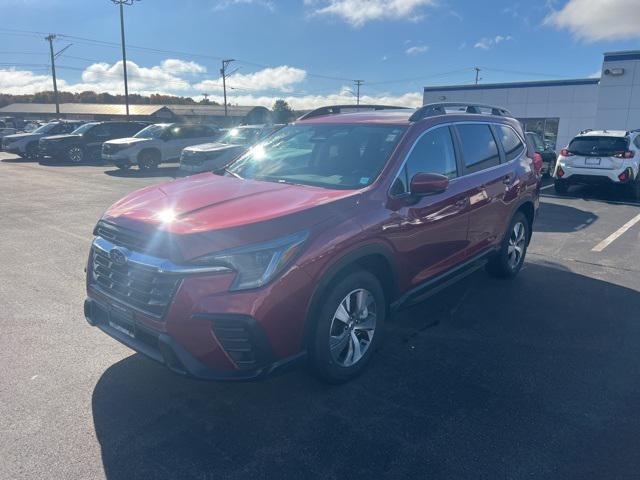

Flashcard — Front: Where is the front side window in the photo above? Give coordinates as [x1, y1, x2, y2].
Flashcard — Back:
[227, 124, 407, 190]
[456, 124, 500, 173]
[33, 122, 58, 134]
[71, 122, 98, 135]
[496, 125, 525, 162]
[135, 124, 166, 139]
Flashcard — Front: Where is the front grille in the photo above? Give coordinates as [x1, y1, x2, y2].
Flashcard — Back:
[180, 150, 206, 165]
[95, 221, 172, 258]
[91, 247, 180, 318]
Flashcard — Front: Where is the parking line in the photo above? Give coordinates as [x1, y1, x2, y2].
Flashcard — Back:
[592, 212, 640, 252]
[540, 184, 554, 191]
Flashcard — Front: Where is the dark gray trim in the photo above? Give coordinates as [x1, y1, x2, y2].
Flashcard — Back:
[604, 53, 640, 62]
[423, 78, 599, 93]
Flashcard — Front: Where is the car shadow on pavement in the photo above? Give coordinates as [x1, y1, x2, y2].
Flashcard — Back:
[544, 184, 640, 205]
[534, 202, 598, 233]
[104, 166, 180, 179]
[91, 262, 640, 480]
[38, 158, 107, 167]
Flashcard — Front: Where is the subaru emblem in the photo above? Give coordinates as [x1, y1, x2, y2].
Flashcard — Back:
[109, 247, 128, 266]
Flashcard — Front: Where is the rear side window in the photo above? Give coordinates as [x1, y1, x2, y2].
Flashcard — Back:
[569, 136, 629, 156]
[456, 124, 500, 173]
[496, 125, 525, 162]
[390, 126, 457, 196]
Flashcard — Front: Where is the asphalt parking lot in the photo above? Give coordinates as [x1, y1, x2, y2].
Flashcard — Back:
[1, 153, 639, 480]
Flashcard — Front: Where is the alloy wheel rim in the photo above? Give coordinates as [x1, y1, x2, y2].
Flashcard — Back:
[69, 147, 83, 163]
[329, 288, 376, 367]
[508, 221, 526, 269]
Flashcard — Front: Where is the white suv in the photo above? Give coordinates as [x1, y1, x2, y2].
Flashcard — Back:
[554, 129, 640, 199]
[102, 123, 219, 170]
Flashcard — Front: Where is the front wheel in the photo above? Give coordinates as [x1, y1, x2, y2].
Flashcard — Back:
[554, 179, 568, 195]
[309, 270, 386, 383]
[486, 212, 530, 279]
[138, 151, 159, 171]
[66, 145, 84, 163]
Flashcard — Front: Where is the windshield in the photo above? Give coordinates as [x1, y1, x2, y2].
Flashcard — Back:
[220, 128, 261, 145]
[134, 124, 167, 139]
[33, 123, 58, 134]
[227, 124, 407, 189]
[569, 136, 629, 156]
[71, 122, 98, 135]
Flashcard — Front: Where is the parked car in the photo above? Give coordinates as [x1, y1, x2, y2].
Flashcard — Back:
[0, 127, 18, 141]
[179, 124, 283, 174]
[526, 131, 557, 176]
[102, 123, 220, 171]
[554, 129, 640, 199]
[2, 121, 84, 158]
[39, 121, 149, 163]
[84, 103, 540, 383]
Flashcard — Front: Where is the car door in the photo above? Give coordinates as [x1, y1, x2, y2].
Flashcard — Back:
[165, 125, 189, 159]
[454, 122, 522, 256]
[383, 125, 471, 287]
[83, 123, 112, 157]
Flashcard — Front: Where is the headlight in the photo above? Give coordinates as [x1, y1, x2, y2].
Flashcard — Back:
[190, 231, 308, 291]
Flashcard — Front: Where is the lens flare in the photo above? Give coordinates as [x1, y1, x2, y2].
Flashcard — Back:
[157, 208, 177, 223]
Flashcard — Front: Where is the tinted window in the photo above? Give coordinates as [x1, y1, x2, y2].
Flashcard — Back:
[89, 124, 112, 137]
[456, 124, 500, 172]
[568, 136, 629, 156]
[497, 125, 524, 162]
[526, 132, 545, 152]
[407, 127, 457, 179]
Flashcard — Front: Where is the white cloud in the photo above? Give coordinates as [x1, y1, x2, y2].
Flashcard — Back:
[0, 59, 422, 111]
[307, 0, 437, 27]
[474, 35, 513, 50]
[194, 66, 307, 93]
[544, 0, 640, 42]
[588, 69, 602, 78]
[214, 0, 274, 11]
[405, 45, 429, 56]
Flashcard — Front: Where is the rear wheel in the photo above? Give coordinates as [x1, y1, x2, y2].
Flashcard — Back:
[554, 179, 568, 195]
[486, 212, 530, 279]
[25, 142, 39, 159]
[628, 176, 640, 201]
[309, 270, 385, 383]
[544, 159, 556, 178]
[66, 145, 84, 163]
[138, 150, 160, 171]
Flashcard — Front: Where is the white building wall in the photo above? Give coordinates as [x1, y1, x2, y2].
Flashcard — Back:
[423, 80, 599, 150]
[595, 52, 640, 130]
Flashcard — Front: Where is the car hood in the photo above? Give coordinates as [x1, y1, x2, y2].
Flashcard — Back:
[4, 132, 40, 142]
[184, 142, 241, 153]
[106, 137, 150, 146]
[101, 173, 361, 260]
[41, 134, 81, 142]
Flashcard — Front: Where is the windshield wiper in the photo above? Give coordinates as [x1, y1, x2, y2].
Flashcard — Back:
[224, 167, 242, 179]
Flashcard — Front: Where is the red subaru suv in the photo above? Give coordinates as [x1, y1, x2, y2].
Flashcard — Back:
[85, 103, 540, 383]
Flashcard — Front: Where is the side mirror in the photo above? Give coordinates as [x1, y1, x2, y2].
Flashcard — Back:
[409, 172, 449, 196]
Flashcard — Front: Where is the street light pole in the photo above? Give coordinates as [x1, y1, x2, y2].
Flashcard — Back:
[111, 0, 139, 120]
[354, 80, 364, 105]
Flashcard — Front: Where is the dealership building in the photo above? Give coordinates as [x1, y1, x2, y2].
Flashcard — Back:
[423, 50, 640, 150]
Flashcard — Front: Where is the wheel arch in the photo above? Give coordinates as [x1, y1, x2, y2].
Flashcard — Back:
[514, 200, 535, 244]
[137, 147, 161, 162]
[302, 243, 398, 348]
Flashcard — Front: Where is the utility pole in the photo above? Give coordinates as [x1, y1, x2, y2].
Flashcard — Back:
[202, 93, 209, 104]
[474, 67, 481, 85]
[354, 80, 364, 105]
[220, 59, 234, 117]
[45, 34, 60, 118]
[111, 0, 139, 120]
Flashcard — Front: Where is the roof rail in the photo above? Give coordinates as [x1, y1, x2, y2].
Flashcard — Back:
[579, 128, 593, 135]
[409, 102, 512, 122]
[298, 104, 410, 121]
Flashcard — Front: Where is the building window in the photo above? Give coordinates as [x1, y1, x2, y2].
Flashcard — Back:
[518, 118, 559, 150]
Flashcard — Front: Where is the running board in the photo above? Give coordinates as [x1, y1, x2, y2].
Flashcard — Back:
[390, 249, 494, 313]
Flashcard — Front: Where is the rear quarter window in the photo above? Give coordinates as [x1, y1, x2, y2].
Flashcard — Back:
[496, 125, 525, 162]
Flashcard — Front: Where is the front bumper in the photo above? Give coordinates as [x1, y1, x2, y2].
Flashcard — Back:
[2, 144, 23, 154]
[39, 143, 67, 158]
[102, 153, 134, 165]
[84, 297, 305, 380]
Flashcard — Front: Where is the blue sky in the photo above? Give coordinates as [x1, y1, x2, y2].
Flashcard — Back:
[1, 0, 639, 108]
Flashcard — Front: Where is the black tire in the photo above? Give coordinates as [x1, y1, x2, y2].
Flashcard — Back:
[138, 150, 160, 171]
[309, 269, 386, 383]
[25, 142, 39, 159]
[554, 179, 568, 195]
[486, 212, 530, 279]
[628, 177, 640, 201]
[544, 159, 556, 178]
[66, 145, 84, 163]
